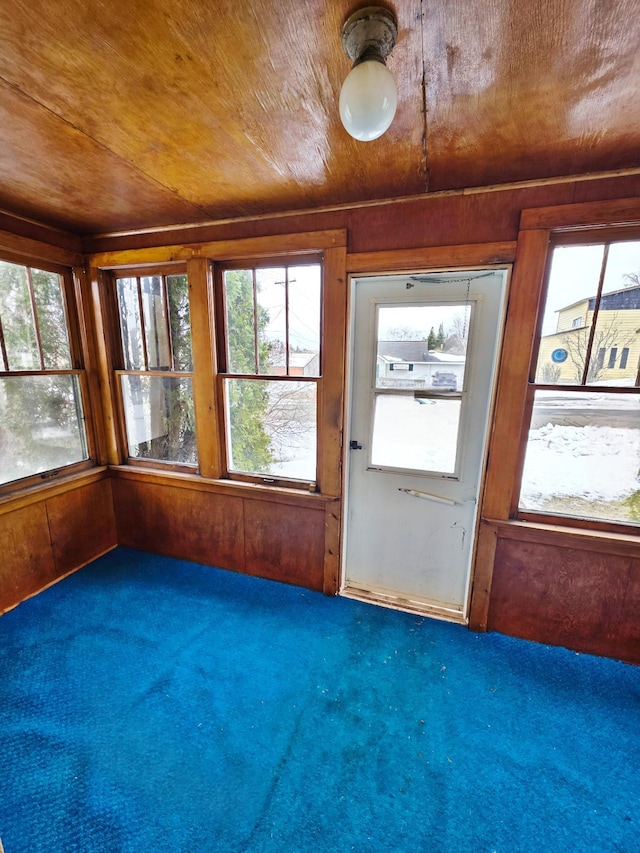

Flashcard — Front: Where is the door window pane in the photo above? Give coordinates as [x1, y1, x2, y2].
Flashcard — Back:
[519, 390, 640, 524]
[371, 394, 461, 474]
[121, 375, 197, 465]
[376, 304, 469, 391]
[225, 379, 316, 480]
[0, 374, 88, 484]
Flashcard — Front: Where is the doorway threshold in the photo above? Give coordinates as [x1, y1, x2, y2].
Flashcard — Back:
[340, 583, 468, 625]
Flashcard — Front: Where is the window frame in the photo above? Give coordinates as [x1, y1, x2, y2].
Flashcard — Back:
[511, 226, 640, 533]
[0, 254, 96, 493]
[213, 254, 323, 490]
[108, 263, 198, 474]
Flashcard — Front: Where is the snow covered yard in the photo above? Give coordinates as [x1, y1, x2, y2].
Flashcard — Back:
[520, 392, 640, 523]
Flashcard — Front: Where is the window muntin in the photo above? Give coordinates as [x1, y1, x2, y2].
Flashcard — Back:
[220, 263, 321, 485]
[520, 238, 640, 526]
[114, 271, 197, 467]
[0, 260, 89, 487]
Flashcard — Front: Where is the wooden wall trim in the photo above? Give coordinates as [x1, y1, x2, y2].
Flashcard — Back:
[480, 229, 550, 519]
[88, 229, 347, 269]
[0, 466, 109, 517]
[484, 518, 640, 560]
[109, 465, 338, 509]
[0, 228, 83, 266]
[187, 257, 223, 479]
[346, 241, 517, 273]
[468, 520, 499, 631]
[521, 197, 640, 231]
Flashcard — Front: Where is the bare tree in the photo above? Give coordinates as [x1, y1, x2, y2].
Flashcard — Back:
[560, 312, 634, 382]
[387, 326, 426, 341]
[443, 311, 469, 354]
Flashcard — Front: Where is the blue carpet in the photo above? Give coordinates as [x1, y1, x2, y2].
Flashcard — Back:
[0, 547, 638, 852]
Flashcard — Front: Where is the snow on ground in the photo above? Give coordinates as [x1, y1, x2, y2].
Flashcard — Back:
[520, 423, 640, 505]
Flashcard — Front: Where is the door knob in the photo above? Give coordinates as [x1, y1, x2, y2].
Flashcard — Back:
[350, 440, 363, 450]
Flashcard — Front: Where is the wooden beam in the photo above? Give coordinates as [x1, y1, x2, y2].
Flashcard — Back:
[89, 230, 347, 269]
[521, 197, 640, 231]
[0, 228, 83, 267]
[481, 229, 550, 519]
[346, 242, 517, 273]
[88, 267, 123, 465]
[187, 257, 223, 479]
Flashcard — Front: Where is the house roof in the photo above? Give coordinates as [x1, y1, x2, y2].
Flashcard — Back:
[377, 341, 465, 363]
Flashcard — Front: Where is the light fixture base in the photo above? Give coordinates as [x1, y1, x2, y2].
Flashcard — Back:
[341, 6, 397, 64]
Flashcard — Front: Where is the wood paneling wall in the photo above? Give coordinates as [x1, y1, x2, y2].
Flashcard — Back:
[112, 472, 328, 592]
[0, 472, 117, 614]
[486, 523, 640, 664]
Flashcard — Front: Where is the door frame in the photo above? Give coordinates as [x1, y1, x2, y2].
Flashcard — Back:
[339, 264, 512, 619]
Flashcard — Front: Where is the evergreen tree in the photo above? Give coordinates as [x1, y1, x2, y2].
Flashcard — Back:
[427, 327, 437, 350]
[223, 270, 274, 473]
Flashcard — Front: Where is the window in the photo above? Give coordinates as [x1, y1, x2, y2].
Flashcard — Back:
[519, 238, 640, 526]
[620, 347, 629, 370]
[113, 269, 197, 467]
[218, 261, 321, 485]
[0, 259, 90, 486]
[372, 302, 471, 475]
[571, 316, 582, 328]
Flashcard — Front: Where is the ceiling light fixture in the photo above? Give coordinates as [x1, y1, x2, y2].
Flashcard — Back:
[339, 6, 398, 142]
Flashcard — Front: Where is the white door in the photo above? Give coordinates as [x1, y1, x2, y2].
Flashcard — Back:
[342, 269, 508, 622]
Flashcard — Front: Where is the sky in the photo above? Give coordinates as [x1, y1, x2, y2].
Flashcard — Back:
[542, 239, 640, 335]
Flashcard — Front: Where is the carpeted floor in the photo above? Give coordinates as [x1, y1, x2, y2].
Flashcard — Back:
[0, 547, 638, 852]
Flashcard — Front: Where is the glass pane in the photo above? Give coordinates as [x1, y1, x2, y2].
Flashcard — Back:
[0, 374, 87, 485]
[256, 267, 286, 374]
[116, 278, 145, 370]
[120, 375, 197, 465]
[586, 241, 640, 387]
[140, 275, 171, 370]
[519, 390, 640, 525]
[31, 268, 72, 369]
[225, 379, 316, 480]
[535, 244, 605, 385]
[288, 264, 321, 377]
[371, 394, 461, 474]
[166, 274, 193, 371]
[0, 260, 40, 370]
[376, 304, 469, 392]
[224, 269, 257, 373]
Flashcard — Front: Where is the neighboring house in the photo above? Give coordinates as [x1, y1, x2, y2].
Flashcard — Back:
[536, 284, 640, 383]
[376, 340, 466, 389]
[271, 351, 320, 377]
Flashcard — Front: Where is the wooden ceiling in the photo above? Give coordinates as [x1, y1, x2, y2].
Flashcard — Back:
[0, 0, 639, 236]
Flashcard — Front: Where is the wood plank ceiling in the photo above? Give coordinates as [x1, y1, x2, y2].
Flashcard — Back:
[0, 0, 638, 235]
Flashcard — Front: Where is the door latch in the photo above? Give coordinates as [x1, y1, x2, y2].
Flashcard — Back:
[349, 440, 363, 450]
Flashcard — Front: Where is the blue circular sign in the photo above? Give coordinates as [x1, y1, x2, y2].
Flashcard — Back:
[551, 348, 568, 363]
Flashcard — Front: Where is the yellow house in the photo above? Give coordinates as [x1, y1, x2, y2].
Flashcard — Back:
[536, 285, 640, 384]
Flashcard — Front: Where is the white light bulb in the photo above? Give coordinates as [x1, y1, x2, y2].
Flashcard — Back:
[339, 59, 397, 142]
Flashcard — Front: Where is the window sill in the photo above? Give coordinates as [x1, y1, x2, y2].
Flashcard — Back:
[482, 516, 640, 558]
[0, 465, 108, 517]
[108, 465, 339, 508]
